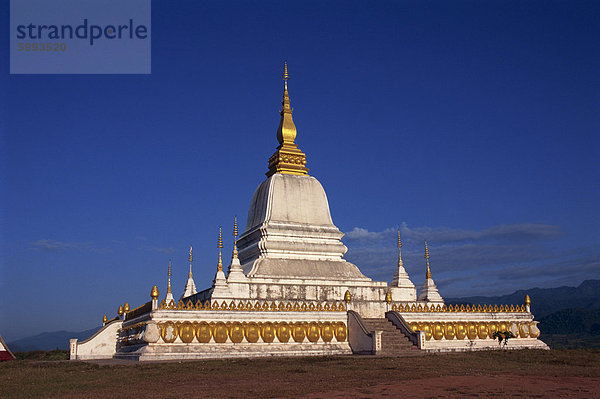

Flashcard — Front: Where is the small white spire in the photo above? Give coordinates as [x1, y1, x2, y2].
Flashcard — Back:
[181, 245, 197, 299]
[227, 216, 248, 283]
[391, 229, 415, 289]
[212, 226, 232, 299]
[165, 259, 175, 304]
[418, 240, 443, 303]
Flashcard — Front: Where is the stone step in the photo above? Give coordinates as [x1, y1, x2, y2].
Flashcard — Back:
[360, 317, 418, 355]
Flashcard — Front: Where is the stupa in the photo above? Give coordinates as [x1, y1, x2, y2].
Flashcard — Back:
[70, 63, 548, 361]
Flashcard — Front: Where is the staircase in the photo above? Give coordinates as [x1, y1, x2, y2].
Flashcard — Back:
[362, 318, 419, 355]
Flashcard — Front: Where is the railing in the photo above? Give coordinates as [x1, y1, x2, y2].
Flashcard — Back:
[392, 303, 527, 313]
[125, 301, 152, 321]
[157, 298, 347, 312]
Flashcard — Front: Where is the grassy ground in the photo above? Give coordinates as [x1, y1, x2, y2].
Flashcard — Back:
[543, 334, 600, 349]
[13, 350, 69, 361]
[1, 349, 599, 398]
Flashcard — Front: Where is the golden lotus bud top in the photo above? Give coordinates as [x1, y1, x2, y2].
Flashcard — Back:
[385, 291, 392, 304]
[266, 61, 309, 177]
[102, 314, 108, 324]
[123, 302, 130, 313]
[217, 226, 223, 272]
[232, 216, 239, 259]
[118, 305, 124, 316]
[344, 290, 352, 303]
[424, 240, 432, 279]
[151, 285, 159, 300]
[524, 294, 531, 306]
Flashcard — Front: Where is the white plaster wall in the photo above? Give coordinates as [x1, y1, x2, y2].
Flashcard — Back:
[72, 320, 122, 360]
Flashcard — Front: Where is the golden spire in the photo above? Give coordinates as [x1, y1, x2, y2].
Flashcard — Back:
[524, 294, 531, 306]
[397, 229, 403, 266]
[424, 240, 432, 279]
[266, 61, 309, 177]
[188, 245, 193, 278]
[217, 226, 223, 272]
[167, 259, 172, 294]
[232, 216, 239, 259]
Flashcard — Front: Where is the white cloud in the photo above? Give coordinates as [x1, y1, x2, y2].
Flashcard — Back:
[342, 223, 598, 297]
[30, 239, 89, 252]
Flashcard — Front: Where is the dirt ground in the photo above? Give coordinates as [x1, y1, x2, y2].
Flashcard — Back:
[1, 349, 599, 398]
[307, 375, 600, 398]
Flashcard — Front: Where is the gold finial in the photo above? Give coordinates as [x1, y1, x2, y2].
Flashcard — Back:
[123, 302, 130, 313]
[344, 290, 352, 303]
[524, 294, 531, 306]
[266, 61, 309, 177]
[188, 246, 193, 277]
[151, 285, 159, 300]
[385, 291, 392, 304]
[118, 305, 124, 317]
[232, 216, 239, 259]
[167, 259, 172, 294]
[217, 226, 223, 272]
[397, 229, 404, 268]
[424, 240, 432, 279]
[102, 314, 108, 324]
[283, 60, 289, 85]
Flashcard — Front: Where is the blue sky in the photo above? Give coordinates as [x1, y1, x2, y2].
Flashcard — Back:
[1, 1, 599, 342]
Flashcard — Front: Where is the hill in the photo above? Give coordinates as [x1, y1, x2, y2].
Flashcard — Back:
[8, 328, 98, 352]
[446, 279, 600, 318]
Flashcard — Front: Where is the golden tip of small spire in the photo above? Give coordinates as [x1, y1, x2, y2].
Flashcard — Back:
[151, 285, 159, 300]
[103, 314, 108, 323]
[189, 245, 193, 263]
[217, 226, 223, 272]
[424, 240, 430, 259]
[344, 290, 352, 303]
[233, 216, 238, 238]
[397, 229, 402, 248]
[283, 61, 289, 82]
[524, 294, 531, 306]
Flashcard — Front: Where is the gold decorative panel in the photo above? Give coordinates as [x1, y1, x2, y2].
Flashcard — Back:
[320, 323, 334, 342]
[306, 322, 320, 343]
[276, 323, 292, 343]
[228, 322, 244, 343]
[261, 322, 276, 343]
[179, 322, 195, 344]
[245, 322, 260, 343]
[334, 322, 347, 342]
[213, 322, 228, 343]
[291, 323, 306, 343]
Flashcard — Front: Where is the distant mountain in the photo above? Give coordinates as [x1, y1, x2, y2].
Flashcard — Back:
[8, 328, 99, 352]
[538, 308, 600, 335]
[446, 280, 600, 318]
[538, 308, 600, 349]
